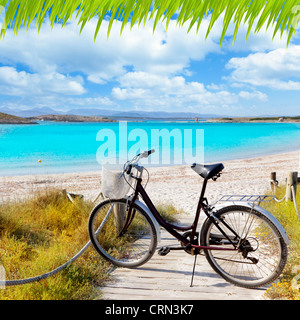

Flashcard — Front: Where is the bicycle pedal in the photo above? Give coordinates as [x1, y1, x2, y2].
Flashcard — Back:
[158, 247, 170, 256]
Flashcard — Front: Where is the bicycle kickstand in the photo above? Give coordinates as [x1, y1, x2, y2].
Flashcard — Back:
[190, 253, 198, 287]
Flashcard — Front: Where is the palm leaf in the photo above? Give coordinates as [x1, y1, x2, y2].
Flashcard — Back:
[1, 0, 299, 46]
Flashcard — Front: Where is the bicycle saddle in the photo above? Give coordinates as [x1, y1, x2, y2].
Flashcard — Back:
[191, 162, 224, 180]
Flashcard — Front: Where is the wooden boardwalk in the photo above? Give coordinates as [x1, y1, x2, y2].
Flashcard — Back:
[100, 215, 268, 300]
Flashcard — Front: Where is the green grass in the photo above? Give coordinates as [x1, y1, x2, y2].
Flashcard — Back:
[0, 189, 180, 300]
[262, 186, 300, 300]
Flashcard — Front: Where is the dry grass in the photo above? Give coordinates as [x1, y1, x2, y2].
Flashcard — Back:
[262, 187, 300, 300]
[0, 189, 179, 300]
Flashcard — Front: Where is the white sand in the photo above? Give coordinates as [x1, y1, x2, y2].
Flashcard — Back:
[1, 151, 299, 215]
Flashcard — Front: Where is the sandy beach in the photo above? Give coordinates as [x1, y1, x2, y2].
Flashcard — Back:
[1, 150, 299, 300]
[1, 150, 299, 214]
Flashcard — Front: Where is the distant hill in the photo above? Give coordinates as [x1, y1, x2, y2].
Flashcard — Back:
[28, 114, 117, 122]
[0, 107, 223, 119]
[0, 107, 63, 118]
[66, 108, 222, 119]
[3, 107, 297, 121]
[0, 112, 37, 124]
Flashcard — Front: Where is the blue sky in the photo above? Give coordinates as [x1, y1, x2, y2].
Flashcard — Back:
[0, 11, 300, 117]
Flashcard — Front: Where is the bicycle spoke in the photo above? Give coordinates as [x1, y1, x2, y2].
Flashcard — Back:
[89, 199, 157, 268]
[202, 206, 287, 288]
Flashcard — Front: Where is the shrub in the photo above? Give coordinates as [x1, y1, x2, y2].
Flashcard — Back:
[0, 190, 180, 299]
[263, 187, 300, 300]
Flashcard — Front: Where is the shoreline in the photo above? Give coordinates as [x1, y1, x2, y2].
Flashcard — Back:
[0, 150, 299, 213]
[1, 146, 299, 178]
[1, 117, 300, 124]
[1, 148, 299, 176]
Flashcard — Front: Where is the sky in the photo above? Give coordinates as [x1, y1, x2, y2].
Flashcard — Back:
[0, 11, 300, 117]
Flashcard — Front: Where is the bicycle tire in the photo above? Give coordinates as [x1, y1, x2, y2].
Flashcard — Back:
[88, 198, 157, 268]
[200, 205, 288, 288]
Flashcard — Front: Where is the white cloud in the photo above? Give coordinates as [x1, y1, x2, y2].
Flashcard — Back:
[0, 94, 116, 112]
[238, 90, 268, 101]
[0, 67, 85, 96]
[86, 75, 107, 85]
[112, 71, 238, 112]
[112, 71, 271, 114]
[0, 12, 290, 86]
[226, 46, 300, 90]
[2, 12, 287, 86]
[65, 96, 115, 107]
[206, 83, 227, 91]
[0, 12, 294, 114]
[112, 88, 147, 101]
[220, 19, 289, 53]
[0, 19, 214, 82]
[117, 72, 206, 94]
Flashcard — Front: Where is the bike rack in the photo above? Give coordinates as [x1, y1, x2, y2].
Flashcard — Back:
[218, 194, 275, 203]
[218, 186, 300, 223]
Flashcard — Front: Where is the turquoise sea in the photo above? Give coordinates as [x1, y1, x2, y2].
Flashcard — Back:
[0, 121, 300, 176]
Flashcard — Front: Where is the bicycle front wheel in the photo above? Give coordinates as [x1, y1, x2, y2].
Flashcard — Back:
[88, 198, 157, 268]
[200, 205, 288, 288]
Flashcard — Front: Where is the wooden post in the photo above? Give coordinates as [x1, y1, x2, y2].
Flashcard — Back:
[113, 203, 126, 235]
[0, 265, 5, 289]
[286, 172, 298, 201]
[270, 172, 277, 186]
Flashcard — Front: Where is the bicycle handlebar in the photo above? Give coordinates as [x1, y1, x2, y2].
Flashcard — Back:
[121, 149, 155, 176]
[138, 149, 155, 158]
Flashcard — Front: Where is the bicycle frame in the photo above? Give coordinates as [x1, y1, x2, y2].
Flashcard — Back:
[124, 174, 238, 252]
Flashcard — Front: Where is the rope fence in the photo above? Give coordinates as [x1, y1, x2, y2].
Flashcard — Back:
[0, 192, 109, 287]
[270, 171, 300, 222]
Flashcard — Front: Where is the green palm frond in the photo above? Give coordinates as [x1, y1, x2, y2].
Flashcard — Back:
[0, 0, 300, 46]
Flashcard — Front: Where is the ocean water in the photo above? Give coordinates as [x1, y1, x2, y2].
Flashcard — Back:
[0, 121, 300, 176]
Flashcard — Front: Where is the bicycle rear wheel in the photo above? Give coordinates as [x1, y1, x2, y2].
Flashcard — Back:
[88, 198, 157, 268]
[200, 205, 288, 288]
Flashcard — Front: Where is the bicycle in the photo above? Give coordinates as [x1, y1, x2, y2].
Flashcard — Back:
[88, 149, 289, 289]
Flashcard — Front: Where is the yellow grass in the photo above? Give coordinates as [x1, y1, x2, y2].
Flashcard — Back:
[262, 187, 300, 300]
[0, 189, 179, 300]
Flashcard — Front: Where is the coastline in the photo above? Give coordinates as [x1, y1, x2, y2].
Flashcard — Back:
[1, 150, 299, 213]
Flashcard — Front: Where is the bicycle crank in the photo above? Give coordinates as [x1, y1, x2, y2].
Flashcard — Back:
[157, 246, 186, 256]
[180, 231, 200, 255]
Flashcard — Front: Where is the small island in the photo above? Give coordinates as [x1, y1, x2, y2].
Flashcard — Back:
[0, 112, 117, 125]
[0, 112, 37, 124]
[27, 114, 117, 122]
[206, 116, 300, 123]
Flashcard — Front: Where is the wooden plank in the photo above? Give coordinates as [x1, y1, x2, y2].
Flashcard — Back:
[100, 287, 261, 300]
[99, 214, 267, 300]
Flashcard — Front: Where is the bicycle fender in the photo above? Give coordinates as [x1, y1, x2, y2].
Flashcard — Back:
[128, 198, 161, 243]
[213, 202, 289, 245]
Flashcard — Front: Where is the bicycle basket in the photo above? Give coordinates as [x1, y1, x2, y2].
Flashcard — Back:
[101, 163, 133, 199]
